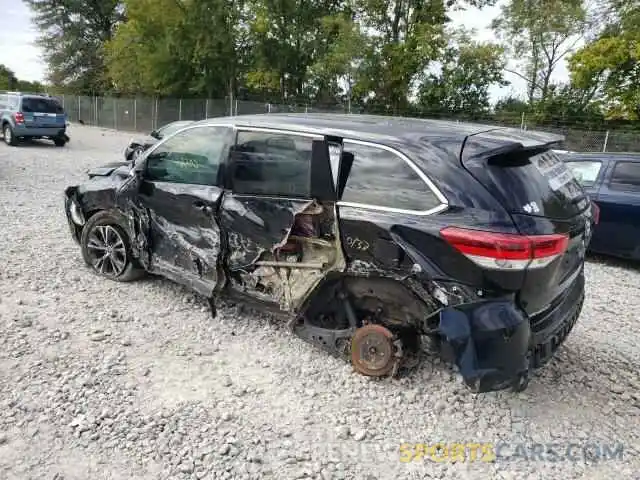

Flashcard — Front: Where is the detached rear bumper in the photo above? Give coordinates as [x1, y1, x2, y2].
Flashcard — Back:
[438, 269, 585, 393]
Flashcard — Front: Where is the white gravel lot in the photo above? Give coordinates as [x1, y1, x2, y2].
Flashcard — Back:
[0, 124, 639, 480]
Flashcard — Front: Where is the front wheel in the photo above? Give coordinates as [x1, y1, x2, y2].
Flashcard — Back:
[53, 136, 66, 147]
[80, 211, 145, 282]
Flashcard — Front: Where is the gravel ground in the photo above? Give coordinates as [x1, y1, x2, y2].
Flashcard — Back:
[0, 124, 639, 480]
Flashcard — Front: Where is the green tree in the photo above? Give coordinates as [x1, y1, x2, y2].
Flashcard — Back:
[0, 65, 19, 91]
[26, 0, 125, 94]
[244, 0, 345, 103]
[106, 0, 243, 98]
[492, 0, 589, 103]
[0, 64, 45, 92]
[418, 30, 507, 118]
[568, 1, 640, 119]
[531, 83, 606, 127]
[307, 14, 369, 108]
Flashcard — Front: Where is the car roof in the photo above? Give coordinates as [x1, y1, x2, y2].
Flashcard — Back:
[193, 113, 563, 150]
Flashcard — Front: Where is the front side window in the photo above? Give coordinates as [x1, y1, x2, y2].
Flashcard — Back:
[340, 141, 440, 212]
[231, 130, 316, 197]
[610, 161, 640, 190]
[145, 126, 230, 185]
[565, 161, 602, 187]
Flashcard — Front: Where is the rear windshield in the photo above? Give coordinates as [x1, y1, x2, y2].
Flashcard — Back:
[21, 97, 64, 114]
[474, 148, 589, 219]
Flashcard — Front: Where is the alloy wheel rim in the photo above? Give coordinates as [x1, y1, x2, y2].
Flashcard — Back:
[4, 127, 10, 143]
[86, 225, 127, 276]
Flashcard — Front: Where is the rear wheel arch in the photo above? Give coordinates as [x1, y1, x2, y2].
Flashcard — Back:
[300, 273, 438, 331]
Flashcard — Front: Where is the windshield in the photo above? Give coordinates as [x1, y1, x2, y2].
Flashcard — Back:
[157, 122, 192, 138]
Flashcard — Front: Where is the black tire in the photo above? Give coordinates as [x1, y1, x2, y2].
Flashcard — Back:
[80, 210, 145, 282]
[3, 123, 17, 146]
[53, 136, 66, 147]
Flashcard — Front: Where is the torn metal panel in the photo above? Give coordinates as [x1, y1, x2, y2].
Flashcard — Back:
[438, 301, 531, 393]
[222, 197, 346, 312]
[220, 195, 314, 270]
[133, 181, 224, 297]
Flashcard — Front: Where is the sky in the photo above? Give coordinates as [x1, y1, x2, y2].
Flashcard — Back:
[0, 0, 572, 103]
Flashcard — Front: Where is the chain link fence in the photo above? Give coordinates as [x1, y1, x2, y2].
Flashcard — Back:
[55, 94, 639, 153]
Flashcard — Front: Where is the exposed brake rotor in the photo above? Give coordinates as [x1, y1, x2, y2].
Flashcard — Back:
[350, 324, 403, 377]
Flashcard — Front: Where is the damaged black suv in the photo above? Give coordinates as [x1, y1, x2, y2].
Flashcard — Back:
[64, 114, 595, 393]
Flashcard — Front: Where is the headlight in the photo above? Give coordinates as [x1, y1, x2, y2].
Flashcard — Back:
[69, 199, 85, 226]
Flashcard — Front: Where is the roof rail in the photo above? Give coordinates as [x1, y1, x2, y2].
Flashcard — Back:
[0, 90, 53, 97]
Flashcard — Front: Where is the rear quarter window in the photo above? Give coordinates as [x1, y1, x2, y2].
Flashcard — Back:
[340, 141, 441, 212]
[609, 161, 640, 191]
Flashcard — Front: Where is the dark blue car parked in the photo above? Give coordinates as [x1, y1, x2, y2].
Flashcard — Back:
[563, 151, 640, 260]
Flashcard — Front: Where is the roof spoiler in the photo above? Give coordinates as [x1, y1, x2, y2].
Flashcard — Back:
[459, 126, 565, 164]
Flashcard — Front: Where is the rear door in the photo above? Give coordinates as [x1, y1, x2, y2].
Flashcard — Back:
[20, 96, 66, 129]
[134, 124, 234, 297]
[219, 127, 339, 310]
[594, 159, 640, 259]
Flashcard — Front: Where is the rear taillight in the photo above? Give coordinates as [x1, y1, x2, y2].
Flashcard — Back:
[591, 202, 600, 225]
[440, 227, 569, 271]
[14, 112, 24, 124]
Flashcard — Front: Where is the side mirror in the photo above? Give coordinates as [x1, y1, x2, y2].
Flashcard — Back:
[310, 140, 337, 201]
[150, 130, 160, 140]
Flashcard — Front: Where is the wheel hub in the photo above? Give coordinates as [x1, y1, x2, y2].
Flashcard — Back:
[86, 225, 127, 277]
[350, 324, 400, 377]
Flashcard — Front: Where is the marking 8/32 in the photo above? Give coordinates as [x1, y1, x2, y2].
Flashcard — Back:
[346, 236, 370, 251]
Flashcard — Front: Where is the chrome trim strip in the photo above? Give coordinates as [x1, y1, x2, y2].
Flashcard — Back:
[235, 126, 323, 139]
[336, 138, 449, 216]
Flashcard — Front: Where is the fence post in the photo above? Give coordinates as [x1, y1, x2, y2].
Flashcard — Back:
[154, 97, 159, 130]
[205, 99, 209, 119]
[113, 98, 117, 130]
[95, 96, 98, 126]
[229, 93, 233, 117]
[267, 103, 271, 113]
[179, 98, 182, 121]
[603, 130, 609, 152]
[235, 99, 238, 116]
[134, 98, 137, 131]
[78, 97, 81, 123]
[520, 112, 525, 130]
